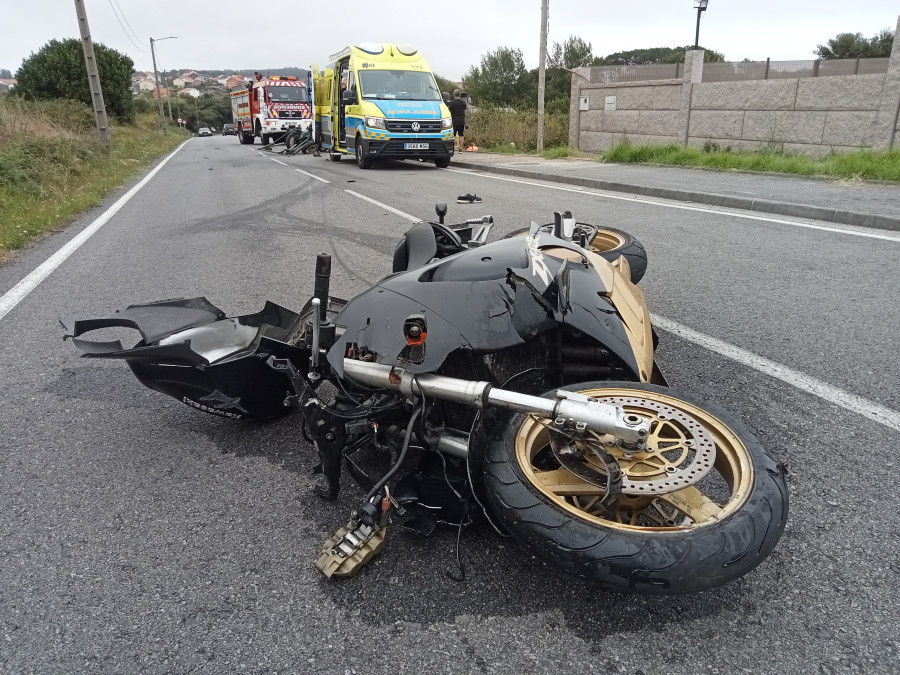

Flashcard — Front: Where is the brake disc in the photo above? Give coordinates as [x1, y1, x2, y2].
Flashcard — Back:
[550, 396, 717, 496]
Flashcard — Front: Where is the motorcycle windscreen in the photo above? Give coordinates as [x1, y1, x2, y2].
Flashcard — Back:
[328, 236, 642, 379]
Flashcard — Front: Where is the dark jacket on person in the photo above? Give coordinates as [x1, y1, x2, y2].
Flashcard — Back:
[447, 98, 467, 126]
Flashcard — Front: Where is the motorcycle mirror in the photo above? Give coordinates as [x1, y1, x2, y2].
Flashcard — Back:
[553, 212, 563, 238]
[434, 203, 447, 224]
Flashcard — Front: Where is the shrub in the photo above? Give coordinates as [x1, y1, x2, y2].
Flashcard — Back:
[466, 107, 569, 151]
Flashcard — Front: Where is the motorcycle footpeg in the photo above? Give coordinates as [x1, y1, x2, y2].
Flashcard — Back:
[315, 520, 386, 578]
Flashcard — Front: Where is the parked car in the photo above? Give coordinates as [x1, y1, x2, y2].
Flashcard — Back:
[197, 127, 212, 137]
[222, 123, 236, 136]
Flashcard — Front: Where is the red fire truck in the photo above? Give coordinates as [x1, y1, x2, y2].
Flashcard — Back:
[231, 73, 314, 145]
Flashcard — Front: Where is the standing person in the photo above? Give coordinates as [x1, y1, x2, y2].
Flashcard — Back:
[447, 89, 467, 152]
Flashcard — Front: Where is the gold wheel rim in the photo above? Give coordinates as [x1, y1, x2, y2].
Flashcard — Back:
[589, 229, 626, 254]
[515, 387, 754, 532]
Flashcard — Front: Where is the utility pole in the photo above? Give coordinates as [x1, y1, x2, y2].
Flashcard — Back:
[537, 0, 549, 153]
[150, 38, 166, 132]
[150, 36, 177, 133]
[73, 0, 110, 148]
[166, 78, 173, 121]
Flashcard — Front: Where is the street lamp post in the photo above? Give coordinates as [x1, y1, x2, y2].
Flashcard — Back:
[694, 0, 709, 50]
[149, 36, 177, 132]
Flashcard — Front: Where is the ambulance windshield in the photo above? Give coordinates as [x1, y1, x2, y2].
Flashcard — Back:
[358, 70, 441, 101]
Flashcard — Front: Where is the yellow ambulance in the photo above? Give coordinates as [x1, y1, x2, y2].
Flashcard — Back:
[313, 43, 454, 169]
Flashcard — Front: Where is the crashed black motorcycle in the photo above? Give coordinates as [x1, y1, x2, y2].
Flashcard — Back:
[62, 206, 788, 594]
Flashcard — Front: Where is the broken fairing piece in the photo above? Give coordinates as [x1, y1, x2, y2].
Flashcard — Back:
[315, 520, 387, 578]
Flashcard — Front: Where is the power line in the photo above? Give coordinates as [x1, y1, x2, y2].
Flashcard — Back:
[106, 0, 146, 51]
[111, 0, 145, 46]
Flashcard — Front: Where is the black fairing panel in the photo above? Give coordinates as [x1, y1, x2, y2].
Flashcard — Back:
[328, 235, 641, 378]
[63, 298, 310, 420]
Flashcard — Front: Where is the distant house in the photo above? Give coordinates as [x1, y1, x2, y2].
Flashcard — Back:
[138, 79, 158, 91]
[150, 87, 169, 99]
[226, 75, 246, 89]
[180, 88, 201, 98]
[0, 78, 16, 93]
[172, 77, 189, 88]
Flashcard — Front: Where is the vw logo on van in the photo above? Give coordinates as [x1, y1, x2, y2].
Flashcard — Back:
[411, 122, 421, 132]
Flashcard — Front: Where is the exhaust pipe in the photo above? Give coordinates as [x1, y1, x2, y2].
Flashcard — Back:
[342, 360, 650, 443]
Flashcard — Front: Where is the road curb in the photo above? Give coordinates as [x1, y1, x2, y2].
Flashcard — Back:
[450, 160, 900, 232]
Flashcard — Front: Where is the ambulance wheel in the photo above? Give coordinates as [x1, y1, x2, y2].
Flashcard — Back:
[355, 137, 372, 169]
[329, 152, 342, 162]
[434, 157, 451, 168]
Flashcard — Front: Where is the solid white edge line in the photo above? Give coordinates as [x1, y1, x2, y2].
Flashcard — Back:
[0, 139, 191, 323]
[651, 313, 900, 432]
[295, 168, 330, 183]
[444, 167, 900, 242]
[269, 157, 287, 166]
[344, 190, 420, 222]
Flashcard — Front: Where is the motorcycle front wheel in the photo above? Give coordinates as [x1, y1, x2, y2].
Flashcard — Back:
[483, 381, 788, 594]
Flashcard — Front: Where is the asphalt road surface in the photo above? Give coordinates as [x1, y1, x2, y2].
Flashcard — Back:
[2, 137, 899, 674]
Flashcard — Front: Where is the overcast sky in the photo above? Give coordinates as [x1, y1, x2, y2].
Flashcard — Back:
[2, 1, 898, 81]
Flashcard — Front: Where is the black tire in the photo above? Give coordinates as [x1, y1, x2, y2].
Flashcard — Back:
[355, 137, 372, 169]
[503, 225, 647, 284]
[483, 381, 788, 595]
[261, 132, 270, 145]
[329, 152, 342, 162]
[434, 156, 451, 168]
[285, 130, 300, 151]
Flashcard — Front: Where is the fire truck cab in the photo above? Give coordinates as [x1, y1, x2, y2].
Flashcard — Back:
[231, 74, 314, 145]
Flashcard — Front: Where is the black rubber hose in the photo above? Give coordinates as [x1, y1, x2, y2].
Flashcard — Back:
[365, 405, 421, 501]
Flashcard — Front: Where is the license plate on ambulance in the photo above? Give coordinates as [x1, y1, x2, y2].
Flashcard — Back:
[404, 143, 429, 150]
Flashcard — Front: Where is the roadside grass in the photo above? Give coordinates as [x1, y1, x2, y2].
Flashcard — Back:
[601, 141, 900, 181]
[541, 145, 580, 159]
[0, 97, 187, 253]
[461, 104, 899, 181]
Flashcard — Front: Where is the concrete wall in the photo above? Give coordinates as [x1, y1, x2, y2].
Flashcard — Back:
[570, 16, 900, 156]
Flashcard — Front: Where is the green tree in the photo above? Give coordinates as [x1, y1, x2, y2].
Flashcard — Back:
[602, 46, 724, 65]
[539, 36, 600, 109]
[463, 46, 529, 107]
[549, 36, 597, 69]
[14, 38, 134, 120]
[0, 68, 12, 79]
[870, 28, 895, 57]
[432, 73, 456, 97]
[661, 46, 725, 63]
[814, 28, 894, 58]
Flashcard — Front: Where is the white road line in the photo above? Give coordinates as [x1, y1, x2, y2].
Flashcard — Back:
[651, 314, 900, 432]
[344, 190, 421, 222]
[445, 167, 900, 242]
[269, 157, 287, 166]
[0, 140, 190, 323]
[295, 168, 330, 183]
